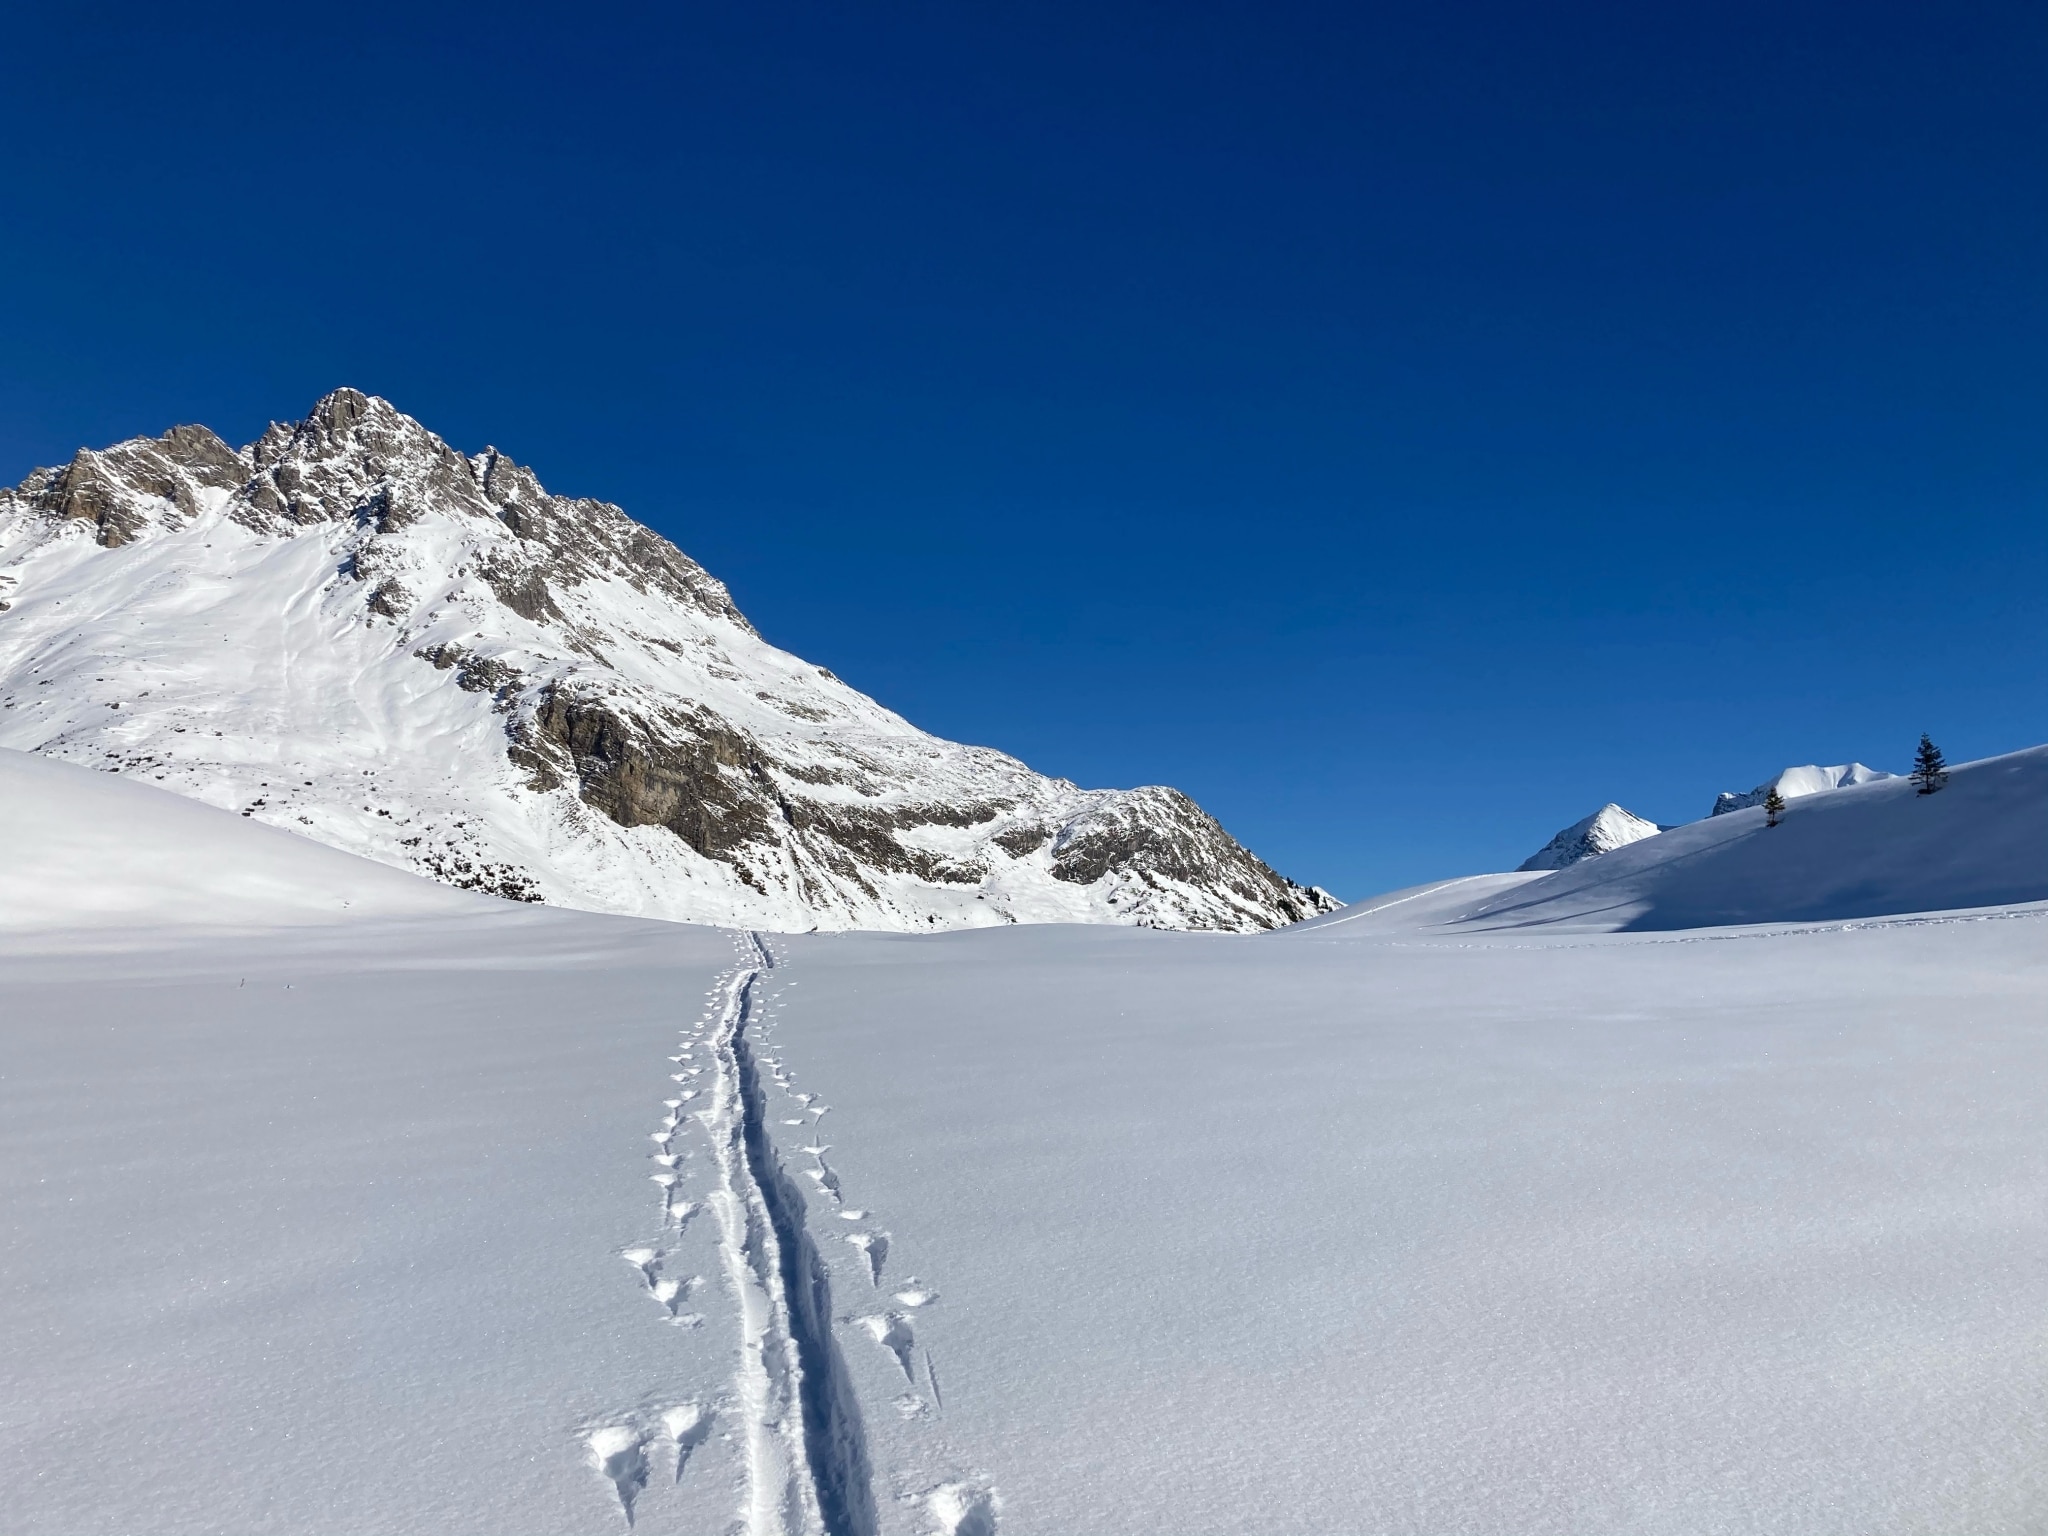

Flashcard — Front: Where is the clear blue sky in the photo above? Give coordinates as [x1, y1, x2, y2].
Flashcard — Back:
[3, 2, 2042, 899]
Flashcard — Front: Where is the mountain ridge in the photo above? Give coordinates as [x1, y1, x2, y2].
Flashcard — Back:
[0, 389, 1336, 932]
[1710, 762, 1895, 817]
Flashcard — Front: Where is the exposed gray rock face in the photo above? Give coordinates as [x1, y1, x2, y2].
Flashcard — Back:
[13, 424, 246, 547]
[0, 389, 1337, 932]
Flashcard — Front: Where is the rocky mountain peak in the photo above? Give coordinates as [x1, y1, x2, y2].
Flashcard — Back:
[0, 390, 1336, 932]
[1518, 802, 1665, 872]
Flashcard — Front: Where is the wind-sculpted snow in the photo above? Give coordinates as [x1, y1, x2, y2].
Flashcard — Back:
[0, 388, 1333, 933]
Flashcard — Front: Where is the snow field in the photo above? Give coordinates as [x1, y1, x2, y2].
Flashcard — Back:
[759, 914, 2048, 1534]
[7, 743, 2048, 1532]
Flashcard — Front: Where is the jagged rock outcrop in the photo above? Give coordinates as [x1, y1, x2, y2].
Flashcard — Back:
[1518, 803, 1665, 872]
[0, 390, 1336, 932]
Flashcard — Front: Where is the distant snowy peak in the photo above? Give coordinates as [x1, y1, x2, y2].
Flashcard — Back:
[1710, 763, 1896, 818]
[1518, 803, 1664, 872]
[0, 388, 1336, 933]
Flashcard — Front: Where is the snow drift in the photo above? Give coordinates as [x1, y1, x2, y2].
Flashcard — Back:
[0, 747, 481, 938]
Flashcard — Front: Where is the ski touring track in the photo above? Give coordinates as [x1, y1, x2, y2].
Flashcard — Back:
[585, 930, 998, 1536]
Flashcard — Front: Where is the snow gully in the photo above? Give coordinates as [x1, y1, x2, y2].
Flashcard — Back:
[704, 933, 878, 1536]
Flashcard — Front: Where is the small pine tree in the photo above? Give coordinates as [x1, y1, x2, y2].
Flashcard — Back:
[1911, 733, 1949, 796]
[1763, 786, 1786, 827]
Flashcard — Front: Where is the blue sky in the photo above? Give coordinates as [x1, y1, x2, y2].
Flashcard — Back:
[3, 2, 2042, 899]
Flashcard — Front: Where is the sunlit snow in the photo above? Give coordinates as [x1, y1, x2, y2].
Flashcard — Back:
[4, 747, 2046, 1533]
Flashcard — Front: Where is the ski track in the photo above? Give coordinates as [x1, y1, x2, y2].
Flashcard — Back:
[590, 929, 995, 1533]
[701, 933, 880, 1535]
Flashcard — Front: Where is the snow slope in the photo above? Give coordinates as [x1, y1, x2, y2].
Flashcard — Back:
[1710, 760, 1895, 816]
[1460, 743, 2048, 932]
[9, 741, 2048, 1534]
[0, 747, 479, 938]
[0, 390, 1332, 933]
[1516, 801, 1664, 870]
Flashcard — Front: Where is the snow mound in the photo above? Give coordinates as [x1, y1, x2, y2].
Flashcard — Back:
[1461, 743, 2048, 932]
[0, 747, 482, 937]
[1710, 761, 1895, 817]
[1516, 802, 1664, 871]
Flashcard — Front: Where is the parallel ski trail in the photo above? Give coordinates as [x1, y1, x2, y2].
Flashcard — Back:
[700, 932, 877, 1536]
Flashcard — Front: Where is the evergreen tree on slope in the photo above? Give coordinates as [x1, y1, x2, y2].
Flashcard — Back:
[1912, 734, 1949, 796]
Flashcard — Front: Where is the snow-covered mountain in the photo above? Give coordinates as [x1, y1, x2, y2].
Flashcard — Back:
[0, 389, 1334, 932]
[1472, 744, 2048, 932]
[1709, 761, 1894, 817]
[1516, 802, 1664, 871]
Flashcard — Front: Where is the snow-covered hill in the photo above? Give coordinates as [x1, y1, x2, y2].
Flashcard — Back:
[1516, 802, 1664, 871]
[1709, 760, 1894, 816]
[1464, 744, 2048, 931]
[0, 748, 482, 940]
[0, 390, 1333, 932]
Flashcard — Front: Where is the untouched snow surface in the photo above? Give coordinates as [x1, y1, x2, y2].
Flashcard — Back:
[0, 748, 480, 935]
[7, 754, 2048, 1533]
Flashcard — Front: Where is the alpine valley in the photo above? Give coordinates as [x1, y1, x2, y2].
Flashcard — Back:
[0, 389, 1335, 933]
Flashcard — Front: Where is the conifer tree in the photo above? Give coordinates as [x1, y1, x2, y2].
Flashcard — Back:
[1911, 733, 1949, 795]
[1763, 786, 1786, 827]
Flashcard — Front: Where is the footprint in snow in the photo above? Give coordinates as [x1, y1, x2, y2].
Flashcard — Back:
[585, 1425, 651, 1527]
[661, 1403, 712, 1481]
[928, 1481, 999, 1536]
[846, 1231, 889, 1286]
[857, 1311, 918, 1380]
[651, 1274, 702, 1318]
